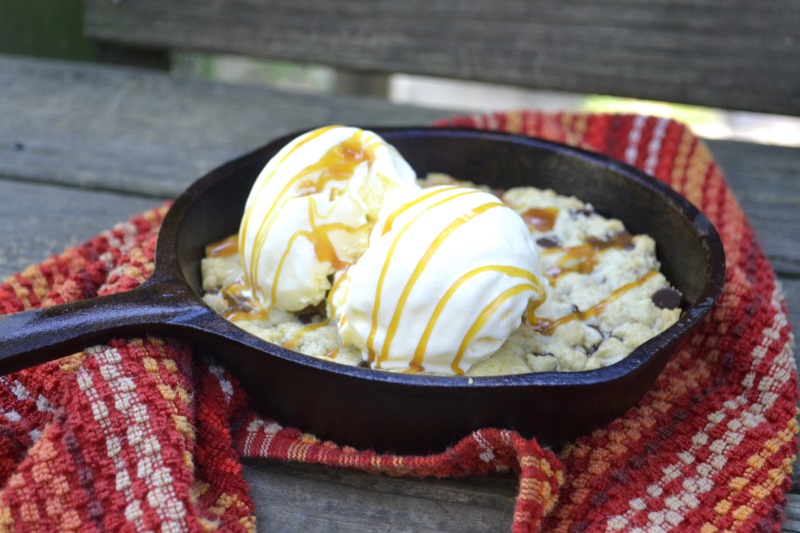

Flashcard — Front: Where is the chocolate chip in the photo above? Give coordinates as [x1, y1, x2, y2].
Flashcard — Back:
[296, 302, 325, 324]
[536, 236, 561, 248]
[651, 288, 682, 309]
[587, 323, 601, 332]
[570, 304, 580, 313]
[296, 311, 315, 325]
[570, 206, 594, 218]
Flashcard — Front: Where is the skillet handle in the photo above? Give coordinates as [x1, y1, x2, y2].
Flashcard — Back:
[0, 281, 211, 375]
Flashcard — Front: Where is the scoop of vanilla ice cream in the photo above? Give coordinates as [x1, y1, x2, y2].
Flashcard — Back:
[239, 126, 418, 312]
[337, 185, 548, 375]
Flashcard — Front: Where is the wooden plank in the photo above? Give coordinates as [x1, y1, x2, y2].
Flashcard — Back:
[242, 460, 800, 532]
[241, 460, 800, 532]
[0, 55, 447, 198]
[785, 494, 800, 532]
[242, 458, 800, 532]
[3, 60, 800, 273]
[83, 0, 800, 115]
[241, 459, 516, 532]
[709, 140, 800, 279]
[334, 69, 390, 98]
[781, 278, 800, 340]
[0, 180, 159, 280]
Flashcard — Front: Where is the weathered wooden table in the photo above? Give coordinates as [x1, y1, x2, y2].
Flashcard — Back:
[1, 55, 798, 531]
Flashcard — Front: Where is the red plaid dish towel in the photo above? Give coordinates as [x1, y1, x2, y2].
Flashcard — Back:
[0, 112, 796, 532]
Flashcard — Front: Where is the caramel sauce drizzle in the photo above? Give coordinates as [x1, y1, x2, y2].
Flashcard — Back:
[375, 199, 504, 368]
[452, 283, 538, 374]
[238, 125, 337, 273]
[364, 187, 480, 362]
[525, 296, 547, 325]
[268, 198, 369, 310]
[206, 234, 239, 257]
[220, 279, 271, 322]
[380, 185, 457, 236]
[241, 127, 380, 308]
[528, 271, 658, 335]
[521, 207, 559, 232]
[541, 232, 634, 283]
[305, 196, 368, 271]
[284, 320, 329, 350]
[326, 266, 350, 312]
[410, 265, 546, 373]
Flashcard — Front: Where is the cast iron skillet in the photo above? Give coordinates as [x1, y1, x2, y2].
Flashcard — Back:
[0, 127, 725, 454]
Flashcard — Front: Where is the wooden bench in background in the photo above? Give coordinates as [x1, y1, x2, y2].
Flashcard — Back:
[1, 1, 799, 530]
[82, 0, 799, 114]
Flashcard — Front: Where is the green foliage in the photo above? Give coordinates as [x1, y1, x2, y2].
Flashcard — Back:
[0, 0, 99, 60]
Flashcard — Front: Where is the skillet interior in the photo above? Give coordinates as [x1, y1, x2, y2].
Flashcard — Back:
[157, 127, 725, 454]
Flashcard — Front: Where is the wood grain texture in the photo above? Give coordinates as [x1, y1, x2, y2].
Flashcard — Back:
[786, 494, 800, 533]
[710, 140, 800, 279]
[82, 0, 800, 115]
[0, 180, 159, 280]
[241, 459, 516, 532]
[0, 55, 447, 198]
[780, 278, 800, 338]
[243, 458, 800, 533]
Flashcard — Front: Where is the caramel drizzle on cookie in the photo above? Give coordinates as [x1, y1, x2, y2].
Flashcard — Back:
[541, 232, 634, 283]
[521, 207, 559, 232]
[205, 234, 239, 257]
[284, 320, 330, 350]
[528, 271, 658, 335]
